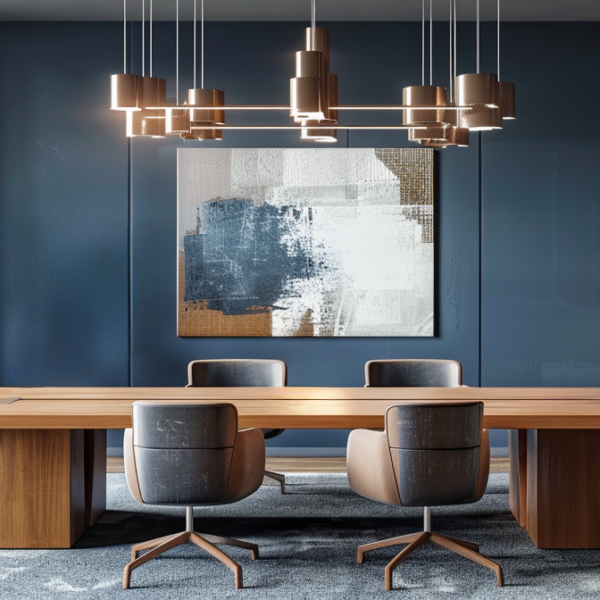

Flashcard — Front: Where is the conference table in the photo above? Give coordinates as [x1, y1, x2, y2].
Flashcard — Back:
[1, 386, 600, 551]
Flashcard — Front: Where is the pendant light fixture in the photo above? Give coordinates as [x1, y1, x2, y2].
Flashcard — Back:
[404, 0, 450, 142]
[187, 0, 225, 141]
[456, 0, 501, 131]
[111, 0, 141, 111]
[291, 1, 338, 143]
[166, 0, 191, 135]
[496, 0, 516, 120]
[129, 0, 166, 138]
[109, 0, 515, 149]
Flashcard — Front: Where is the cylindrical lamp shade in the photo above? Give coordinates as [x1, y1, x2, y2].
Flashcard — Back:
[447, 127, 469, 147]
[295, 51, 325, 78]
[408, 125, 450, 142]
[300, 121, 337, 143]
[291, 77, 325, 121]
[111, 74, 142, 111]
[166, 108, 190, 134]
[498, 81, 516, 119]
[126, 109, 166, 137]
[188, 89, 225, 125]
[459, 105, 502, 131]
[456, 73, 498, 107]
[182, 129, 222, 141]
[325, 73, 338, 121]
[140, 77, 166, 109]
[403, 86, 448, 125]
[420, 140, 450, 148]
[305, 27, 330, 68]
[292, 26, 336, 127]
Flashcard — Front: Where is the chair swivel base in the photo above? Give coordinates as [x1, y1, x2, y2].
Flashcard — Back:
[357, 530, 503, 591]
[264, 469, 286, 494]
[123, 530, 259, 590]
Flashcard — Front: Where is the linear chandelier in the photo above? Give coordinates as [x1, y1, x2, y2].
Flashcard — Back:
[110, 0, 515, 149]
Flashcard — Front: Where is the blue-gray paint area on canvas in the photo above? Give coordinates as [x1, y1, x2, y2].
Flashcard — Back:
[184, 199, 314, 315]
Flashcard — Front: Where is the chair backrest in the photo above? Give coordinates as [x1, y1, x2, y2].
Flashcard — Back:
[132, 402, 238, 505]
[188, 359, 287, 388]
[386, 402, 483, 507]
[365, 359, 462, 387]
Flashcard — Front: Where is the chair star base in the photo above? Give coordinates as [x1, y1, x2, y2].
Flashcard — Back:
[357, 526, 503, 591]
[123, 529, 259, 590]
[264, 469, 286, 493]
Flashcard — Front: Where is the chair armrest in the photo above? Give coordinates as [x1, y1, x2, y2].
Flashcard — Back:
[474, 428, 490, 501]
[227, 428, 266, 502]
[124, 428, 143, 504]
[347, 428, 401, 506]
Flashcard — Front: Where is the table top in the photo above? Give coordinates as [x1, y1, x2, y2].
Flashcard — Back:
[2, 386, 600, 429]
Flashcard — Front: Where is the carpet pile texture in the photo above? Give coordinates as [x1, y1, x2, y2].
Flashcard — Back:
[1, 473, 599, 599]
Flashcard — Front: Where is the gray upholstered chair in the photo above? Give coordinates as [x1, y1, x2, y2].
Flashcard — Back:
[365, 359, 462, 387]
[347, 402, 503, 590]
[187, 359, 287, 493]
[123, 402, 265, 590]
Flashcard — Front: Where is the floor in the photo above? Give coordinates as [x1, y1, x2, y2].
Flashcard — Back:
[107, 457, 510, 474]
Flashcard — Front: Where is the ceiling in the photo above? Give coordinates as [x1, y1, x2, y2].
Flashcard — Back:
[0, 0, 599, 22]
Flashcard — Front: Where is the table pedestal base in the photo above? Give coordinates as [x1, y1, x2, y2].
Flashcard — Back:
[0, 429, 106, 548]
[509, 429, 600, 549]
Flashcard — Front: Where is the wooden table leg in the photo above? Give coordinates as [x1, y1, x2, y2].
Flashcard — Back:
[85, 429, 107, 528]
[0, 429, 86, 548]
[508, 429, 528, 527]
[526, 429, 600, 549]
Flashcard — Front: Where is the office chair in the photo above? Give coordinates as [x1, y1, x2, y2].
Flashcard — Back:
[365, 358, 462, 387]
[123, 402, 265, 590]
[187, 359, 287, 493]
[347, 402, 503, 590]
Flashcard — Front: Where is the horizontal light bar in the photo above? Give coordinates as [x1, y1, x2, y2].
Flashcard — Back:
[334, 105, 471, 111]
[189, 125, 427, 130]
[150, 105, 472, 111]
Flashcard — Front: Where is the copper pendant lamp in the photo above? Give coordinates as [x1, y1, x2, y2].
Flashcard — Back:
[127, 109, 165, 138]
[111, 0, 142, 111]
[139, 0, 166, 110]
[166, 0, 191, 135]
[443, 0, 469, 147]
[404, 0, 449, 138]
[187, 0, 225, 140]
[128, 0, 165, 137]
[291, 1, 338, 142]
[456, 0, 502, 131]
[496, 0, 516, 120]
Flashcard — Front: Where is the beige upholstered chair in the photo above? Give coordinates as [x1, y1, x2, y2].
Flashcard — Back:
[365, 359, 462, 387]
[123, 402, 265, 590]
[347, 403, 503, 590]
[187, 359, 288, 493]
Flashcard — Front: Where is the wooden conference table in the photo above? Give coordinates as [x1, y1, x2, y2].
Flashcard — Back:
[1, 386, 600, 550]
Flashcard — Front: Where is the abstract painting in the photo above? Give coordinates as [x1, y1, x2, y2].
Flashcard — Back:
[177, 148, 434, 337]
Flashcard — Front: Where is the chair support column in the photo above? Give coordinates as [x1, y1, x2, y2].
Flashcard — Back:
[423, 507, 431, 532]
[186, 506, 194, 532]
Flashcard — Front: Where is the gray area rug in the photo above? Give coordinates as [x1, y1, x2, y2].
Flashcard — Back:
[1, 473, 599, 599]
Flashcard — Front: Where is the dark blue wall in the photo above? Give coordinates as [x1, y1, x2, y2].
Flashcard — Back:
[480, 24, 600, 387]
[1, 22, 598, 451]
[0, 23, 129, 387]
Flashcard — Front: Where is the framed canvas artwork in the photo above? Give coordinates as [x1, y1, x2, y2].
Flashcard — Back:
[178, 148, 434, 337]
